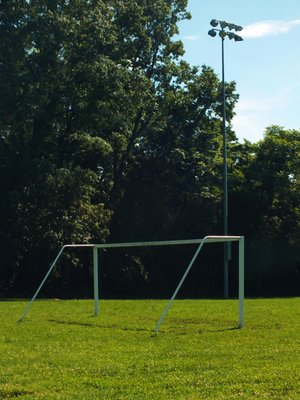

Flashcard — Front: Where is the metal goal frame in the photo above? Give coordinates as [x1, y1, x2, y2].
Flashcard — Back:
[19, 235, 245, 334]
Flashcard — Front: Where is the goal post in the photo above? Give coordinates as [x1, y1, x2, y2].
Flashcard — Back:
[19, 236, 245, 334]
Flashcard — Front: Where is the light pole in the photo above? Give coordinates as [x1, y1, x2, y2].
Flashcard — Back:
[208, 20, 243, 298]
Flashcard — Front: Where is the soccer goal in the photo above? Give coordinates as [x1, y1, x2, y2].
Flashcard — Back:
[19, 235, 245, 334]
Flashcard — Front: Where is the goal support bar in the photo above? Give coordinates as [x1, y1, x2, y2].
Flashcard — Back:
[19, 236, 244, 334]
[154, 235, 244, 334]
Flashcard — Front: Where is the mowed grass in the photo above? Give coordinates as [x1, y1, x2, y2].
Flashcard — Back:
[0, 298, 299, 399]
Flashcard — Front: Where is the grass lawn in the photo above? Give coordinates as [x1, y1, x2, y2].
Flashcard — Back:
[0, 298, 299, 399]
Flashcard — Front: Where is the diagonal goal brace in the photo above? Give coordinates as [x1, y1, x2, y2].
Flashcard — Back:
[19, 236, 245, 334]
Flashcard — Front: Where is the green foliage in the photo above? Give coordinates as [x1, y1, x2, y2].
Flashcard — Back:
[0, 0, 299, 297]
[0, 0, 191, 289]
[1, 299, 300, 399]
[229, 126, 300, 295]
[110, 65, 239, 243]
[250, 126, 300, 239]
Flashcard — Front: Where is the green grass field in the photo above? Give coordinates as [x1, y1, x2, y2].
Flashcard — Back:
[1, 298, 299, 399]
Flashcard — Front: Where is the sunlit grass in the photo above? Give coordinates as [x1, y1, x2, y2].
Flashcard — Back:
[0, 298, 299, 399]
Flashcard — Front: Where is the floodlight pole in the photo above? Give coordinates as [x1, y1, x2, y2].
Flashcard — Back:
[208, 20, 243, 299]
[221, 35, 229, 299]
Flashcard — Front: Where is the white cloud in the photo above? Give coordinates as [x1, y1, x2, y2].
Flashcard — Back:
[232, 87, 293, 142]
[233, 114, 265, 143]
[243, 19, 300, 38]
[182, 35, 199, 41]
[236, 88, 291, 113]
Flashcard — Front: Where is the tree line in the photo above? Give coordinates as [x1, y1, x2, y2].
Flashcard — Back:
[0, 0, 299, 298]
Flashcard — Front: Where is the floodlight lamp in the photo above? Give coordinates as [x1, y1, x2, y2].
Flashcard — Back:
[234, 25, 243, 31]
[228, 23, 235, 30]
[208, 29, 217, 37]
[228, 32, 235, 40]
[210, 19, 219, 27]
[234, 34, 243, 41]
[219, 31, 227, 39]
[220, 21, 228, 29]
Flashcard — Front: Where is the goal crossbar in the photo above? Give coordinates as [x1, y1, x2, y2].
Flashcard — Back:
[19, 235, 244, 334]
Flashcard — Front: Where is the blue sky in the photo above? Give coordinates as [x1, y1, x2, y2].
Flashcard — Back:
[177, 0, 300, 143]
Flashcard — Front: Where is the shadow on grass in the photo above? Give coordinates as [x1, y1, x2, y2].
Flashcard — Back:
[47, 319, 239, 335]
[48, 319, 153, 333]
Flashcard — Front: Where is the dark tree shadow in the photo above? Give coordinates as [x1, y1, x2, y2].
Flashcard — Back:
[47, 319, 240, 335]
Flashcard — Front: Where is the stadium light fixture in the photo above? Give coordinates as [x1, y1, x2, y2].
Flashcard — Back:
[210, 19, 219, 27]
[208, 29, 217, 37]
[208, 20, 243, 299]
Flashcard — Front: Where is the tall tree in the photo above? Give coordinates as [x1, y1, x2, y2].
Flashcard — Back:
[105, 64, 240, 296]
[230, 126, 300, 295]
[0, 0, 193, 294]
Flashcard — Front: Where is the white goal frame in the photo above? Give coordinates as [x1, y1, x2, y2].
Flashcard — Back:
[19, 235, 244, 334]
